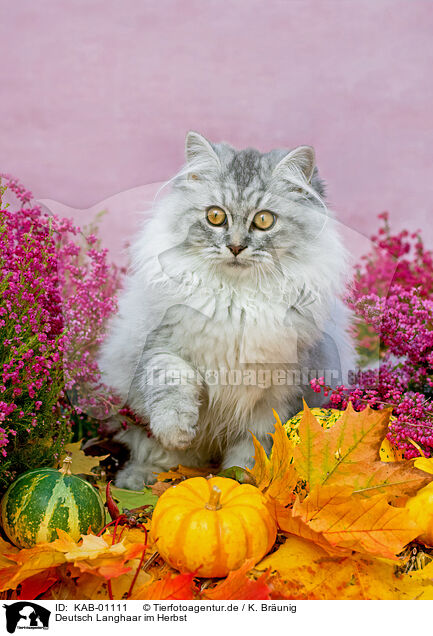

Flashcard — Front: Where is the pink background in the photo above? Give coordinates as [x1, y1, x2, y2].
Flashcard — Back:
[1, 0, 433, 260]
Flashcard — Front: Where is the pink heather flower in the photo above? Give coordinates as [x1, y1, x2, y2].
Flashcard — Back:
[0, 174, 122, 488]
[312, 214, 433, 458]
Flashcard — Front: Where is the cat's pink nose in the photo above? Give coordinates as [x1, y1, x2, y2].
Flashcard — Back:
[227, 244, 247, 257]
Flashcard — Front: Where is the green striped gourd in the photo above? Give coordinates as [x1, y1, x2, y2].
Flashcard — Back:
[0, 455, 106, 548]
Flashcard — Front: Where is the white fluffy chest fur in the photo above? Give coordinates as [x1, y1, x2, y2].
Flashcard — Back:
[101, 257, 331, 414]
[138, 276, 327, 435]
[167, 289, 300, 369]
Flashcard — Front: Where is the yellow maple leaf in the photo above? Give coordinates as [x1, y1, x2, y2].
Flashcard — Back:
[0, 544, 66, 592]
[250, 405, 429, 560]
[292, 402, 430, 496]
[117, 526, 150, 546]
[110, 565, 151, 599]
[0, 528, 149, 595]
[414, 456, 433, 475]
[52, 530, 126, 561]
[59, 441, 108, 476]
[257, 535, 328, 574]
[380, 437, 405, 462]
[59, 532, 147, 583]
[352, 556, 433, 600]
[250, 409, 298, 507]
[257, 535, 433, 599]
[266, 545, 360, 599]
[292, 484, 421, 559]
[286, 408, 404, 463]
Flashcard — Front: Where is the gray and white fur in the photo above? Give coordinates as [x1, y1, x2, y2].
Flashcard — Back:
[99, 132, 355, 490]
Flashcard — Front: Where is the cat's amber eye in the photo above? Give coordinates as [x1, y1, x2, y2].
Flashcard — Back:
[207, 206, 227, 226]
[252, 210, 275, 230]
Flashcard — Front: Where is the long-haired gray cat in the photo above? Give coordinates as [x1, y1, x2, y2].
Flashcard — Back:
[99, 132, 355, 490]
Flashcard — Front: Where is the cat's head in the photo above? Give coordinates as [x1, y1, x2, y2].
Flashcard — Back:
[155, 132, 341, 290]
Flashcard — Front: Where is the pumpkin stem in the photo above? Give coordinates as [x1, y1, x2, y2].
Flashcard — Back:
[205, 485, 222, 511]
[59, 452, 73, 476]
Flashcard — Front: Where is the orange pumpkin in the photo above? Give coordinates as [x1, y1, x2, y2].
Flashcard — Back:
[150, 476, 277, 577]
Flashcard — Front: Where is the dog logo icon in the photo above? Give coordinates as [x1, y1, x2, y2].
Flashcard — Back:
[3, 602, 50, 633]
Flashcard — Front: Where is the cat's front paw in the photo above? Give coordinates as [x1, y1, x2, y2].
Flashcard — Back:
[151, 405, 198, 450]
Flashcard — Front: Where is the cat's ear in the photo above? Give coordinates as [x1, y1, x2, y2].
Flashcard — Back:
[273, 145, 316, 183]
[185, 131, 220, 170]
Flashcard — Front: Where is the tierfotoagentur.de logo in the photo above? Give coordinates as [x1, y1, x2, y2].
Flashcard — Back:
[3, 602, 51, 634]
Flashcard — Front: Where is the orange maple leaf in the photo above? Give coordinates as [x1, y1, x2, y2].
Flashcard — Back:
[276, 510, 348, 556]
[250, 410, 298, 507]
[0, 529, 149, 594]
[293, 402, 430, 496]
[12, 569, 59, 600]
[291, 484, 421, 559]
[0, 543, 67, 592]
[131, 572, 197, 600]
[250, 404, 427, 559]
[203, 560, 271, 600]
[156, 465, 214, 482]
